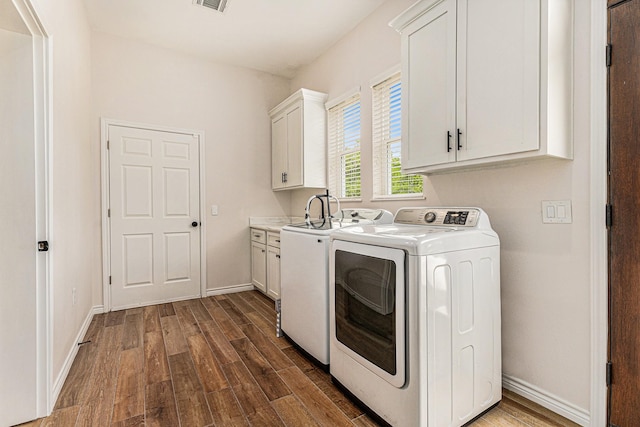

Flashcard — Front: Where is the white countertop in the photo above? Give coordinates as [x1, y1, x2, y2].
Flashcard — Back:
[249, 216, 304, 232]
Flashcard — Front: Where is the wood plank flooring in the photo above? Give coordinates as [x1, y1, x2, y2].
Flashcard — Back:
[18, 291, 579, 427]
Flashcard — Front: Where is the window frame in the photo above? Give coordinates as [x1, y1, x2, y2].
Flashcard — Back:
[371, 68, 424, 201]
[326, 88, 362, 201]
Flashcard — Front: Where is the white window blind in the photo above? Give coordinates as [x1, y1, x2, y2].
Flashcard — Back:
[372, 73, 423, 198]
[327, 94, 361, 199]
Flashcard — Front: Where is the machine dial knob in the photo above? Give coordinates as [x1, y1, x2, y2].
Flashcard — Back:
[424, 212, 437, 223]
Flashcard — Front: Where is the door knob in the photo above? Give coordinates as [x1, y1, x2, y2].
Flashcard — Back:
[192, 221, 199, 227]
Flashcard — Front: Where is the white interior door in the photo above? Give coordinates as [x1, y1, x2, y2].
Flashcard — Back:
[108, 125, 201, 310]
[0, 5, 47, 423]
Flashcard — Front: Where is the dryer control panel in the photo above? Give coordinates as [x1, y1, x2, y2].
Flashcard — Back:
[394, 208, 481, 227]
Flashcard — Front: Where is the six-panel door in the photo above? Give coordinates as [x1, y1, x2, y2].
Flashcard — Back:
[108, 125, 201, 309]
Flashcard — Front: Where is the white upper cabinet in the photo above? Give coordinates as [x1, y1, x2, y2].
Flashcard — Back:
[270, 89, 328, 190]
[390, 0, 573, 174]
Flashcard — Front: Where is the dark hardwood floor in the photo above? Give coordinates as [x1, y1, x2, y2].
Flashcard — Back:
[18, 291, 578, 426]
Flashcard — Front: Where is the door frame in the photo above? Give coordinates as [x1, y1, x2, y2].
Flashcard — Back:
[9, 0, 53, 416]
[590, 0, 607, 425]
[100, 118, 207, 312]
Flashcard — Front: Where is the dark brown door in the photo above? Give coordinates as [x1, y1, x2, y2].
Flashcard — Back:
[608, 1, 640, 425]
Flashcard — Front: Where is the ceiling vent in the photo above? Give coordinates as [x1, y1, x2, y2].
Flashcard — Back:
[193, 0, 228, 13]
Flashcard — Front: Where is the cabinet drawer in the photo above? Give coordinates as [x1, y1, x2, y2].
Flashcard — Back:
[250, 228, 266, 244]
[267, 232, 281, 248]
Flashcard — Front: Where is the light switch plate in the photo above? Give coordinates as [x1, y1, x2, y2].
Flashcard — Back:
[211, 205, 218, 216]
[542, 200, 572, 224]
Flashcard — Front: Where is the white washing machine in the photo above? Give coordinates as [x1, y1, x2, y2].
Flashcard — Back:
[280, 208, 393, 368]
[329, 207, 501, 427]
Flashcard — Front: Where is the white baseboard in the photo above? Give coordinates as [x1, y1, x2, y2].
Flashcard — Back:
[502, 374, 590, 426]
[206, 283, 255, 297]
[50, 305, 101, 407]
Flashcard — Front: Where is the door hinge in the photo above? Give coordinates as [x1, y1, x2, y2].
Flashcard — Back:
[606, 361, 613, 387]
[606, 204, 613, 228]
[37, 241, 49, 252]
[109, 276, 112, 285]
[107, 140, 110, 150]
[606, 44, 612, 67]
[107, 208, 111, 218]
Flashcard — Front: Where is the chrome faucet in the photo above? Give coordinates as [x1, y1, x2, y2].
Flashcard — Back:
[304, 189, 341, 225]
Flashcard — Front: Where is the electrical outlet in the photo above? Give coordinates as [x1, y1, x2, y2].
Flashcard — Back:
[72, 288, 77, 305]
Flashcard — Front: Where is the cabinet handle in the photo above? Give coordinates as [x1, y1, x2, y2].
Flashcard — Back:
[276, 254, 280, 259]
[457, 129, 462, 150]
[447, 131, 452, 152]
[275, 239, 280, 243]
[262, 249, 265, 253]
[281, 172, 285, 183]
[283, 172, 288, 183]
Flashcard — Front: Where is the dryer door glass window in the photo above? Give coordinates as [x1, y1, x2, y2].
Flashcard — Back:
[334, 248, 405, 387]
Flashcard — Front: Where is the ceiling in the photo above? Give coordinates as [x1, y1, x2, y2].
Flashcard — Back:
[83, 0, 386, 79]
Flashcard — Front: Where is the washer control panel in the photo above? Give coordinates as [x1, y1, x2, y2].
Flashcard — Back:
[394, 207, 481, 227]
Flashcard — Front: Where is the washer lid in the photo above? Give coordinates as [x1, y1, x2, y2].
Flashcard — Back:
[282, 208, 393, 235]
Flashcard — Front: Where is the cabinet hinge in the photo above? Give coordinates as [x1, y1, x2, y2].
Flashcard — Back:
[606, 204, 613, 228]
[107, 208, 111, 218]
[107, 140, 110, 150]
[606, 44, 612, 67]
[606, 361, 613, 387]
[109, 276, 112, 285]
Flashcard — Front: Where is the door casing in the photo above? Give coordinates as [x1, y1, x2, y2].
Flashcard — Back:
[100, 118, 207, 312]
[590, 1, 608, 426]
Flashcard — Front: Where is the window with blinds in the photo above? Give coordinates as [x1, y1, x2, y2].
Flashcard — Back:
[327, 94, 361, 199]
[372, 72, 423, 198]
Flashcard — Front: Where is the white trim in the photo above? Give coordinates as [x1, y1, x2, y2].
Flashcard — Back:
[589, 0, 607, 426]
[369, 64, 401, 88]
[371, 195, 426, 202]
[503, 375, 590, 426]
[11, 0, 53, 417]
[100, 118, 207, 311]
[50, 305, 100, 407]
[100, 120, 111, 312]
[206, 284, 255, 297]
[325, 86, 361, 110]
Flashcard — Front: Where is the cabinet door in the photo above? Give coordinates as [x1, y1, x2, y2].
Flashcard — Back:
[456, 0, 540, 161]
[251, 242, 267, 292]
[267, 246, 280, 300]
[271, 115, 287, 190]
[402, 0, 457, 170]
[285, 105, 303, 187]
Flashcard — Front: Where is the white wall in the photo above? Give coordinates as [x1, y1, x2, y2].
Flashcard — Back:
[31, 0, 97, 389]
[291, 0, 592, 415]
[90, 32, 292, 294]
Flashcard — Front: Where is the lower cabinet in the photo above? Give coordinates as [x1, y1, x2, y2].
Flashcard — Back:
[250, 228, 281, 300]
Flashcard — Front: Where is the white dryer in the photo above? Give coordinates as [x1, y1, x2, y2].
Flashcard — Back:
[329, 207, 501, 427]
